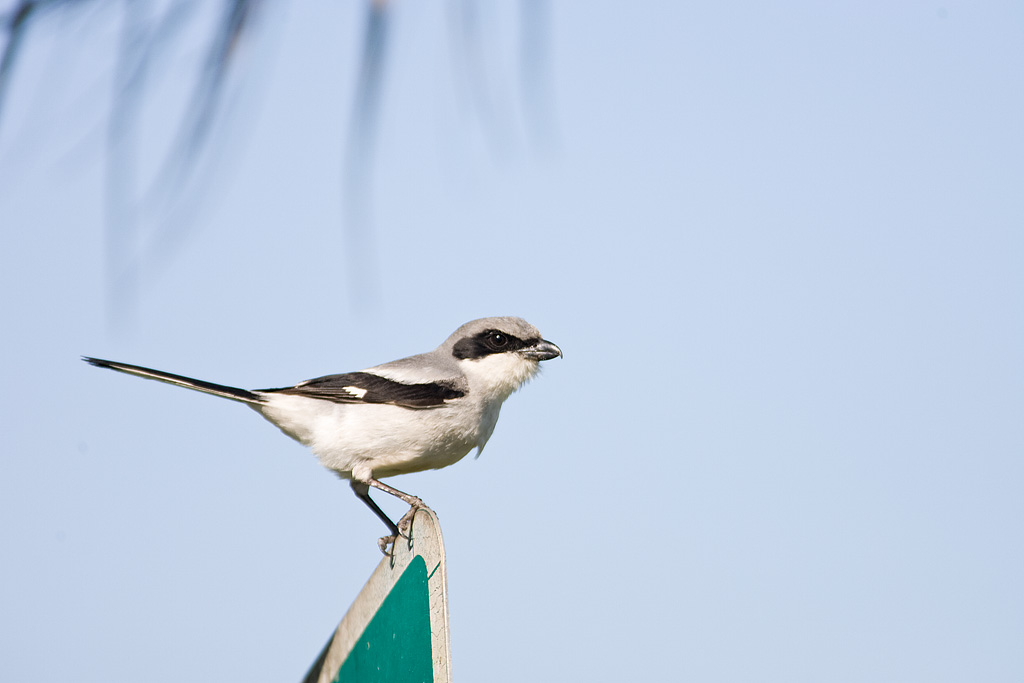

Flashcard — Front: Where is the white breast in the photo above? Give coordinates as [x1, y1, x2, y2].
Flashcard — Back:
[253, 394, 483, 480]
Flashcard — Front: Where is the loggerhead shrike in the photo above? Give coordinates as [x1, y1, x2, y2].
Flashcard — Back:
[84, 317, 561, 551]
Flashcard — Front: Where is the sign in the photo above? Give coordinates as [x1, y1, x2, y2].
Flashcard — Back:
[303, 508, 452, 683]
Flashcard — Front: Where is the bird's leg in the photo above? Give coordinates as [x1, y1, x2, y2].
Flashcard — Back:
[350, 481, 401, 554]
[366, 478, 424, 508]
[366, 478, 425, 537]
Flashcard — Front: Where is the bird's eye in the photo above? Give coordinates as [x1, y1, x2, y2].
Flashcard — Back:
[488, 332, 508, 347]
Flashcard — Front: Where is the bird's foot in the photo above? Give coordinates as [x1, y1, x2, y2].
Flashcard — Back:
[375, 499, 426, 556]
[396, 501, 425, 538]
[378, 534, 397, 556]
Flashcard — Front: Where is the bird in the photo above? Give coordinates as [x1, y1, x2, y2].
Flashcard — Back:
[84, 316, 561, 552]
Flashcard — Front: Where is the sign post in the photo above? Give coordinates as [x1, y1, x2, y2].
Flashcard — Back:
[303, 508, 452, 683]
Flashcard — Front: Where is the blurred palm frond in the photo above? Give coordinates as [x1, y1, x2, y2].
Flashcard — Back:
[0, 0, 554, 318]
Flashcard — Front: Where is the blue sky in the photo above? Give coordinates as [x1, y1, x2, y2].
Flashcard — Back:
[2, 2, 1022, 681]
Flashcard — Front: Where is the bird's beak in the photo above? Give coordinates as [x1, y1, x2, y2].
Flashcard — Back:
[522, 339, 563, 361]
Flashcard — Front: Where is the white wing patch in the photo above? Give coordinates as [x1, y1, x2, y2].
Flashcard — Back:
[343, 385, 368, 399]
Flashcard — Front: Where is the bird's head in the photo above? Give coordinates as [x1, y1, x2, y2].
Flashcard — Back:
[444, 317, 562, 400]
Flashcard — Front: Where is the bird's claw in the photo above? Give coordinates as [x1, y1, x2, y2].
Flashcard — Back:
[376, 502, 426, 556]
[397, 505, 421, 537]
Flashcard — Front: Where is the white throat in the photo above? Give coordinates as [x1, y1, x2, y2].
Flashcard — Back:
[460, 353, 540, 403]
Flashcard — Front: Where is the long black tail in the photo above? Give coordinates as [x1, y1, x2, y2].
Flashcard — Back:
[83, 357, 264, 405]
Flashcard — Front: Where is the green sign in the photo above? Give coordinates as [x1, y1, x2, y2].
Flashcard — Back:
[304, 508, 452, 683]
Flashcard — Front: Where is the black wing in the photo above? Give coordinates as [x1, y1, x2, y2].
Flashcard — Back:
[260, 372, 465, 408]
